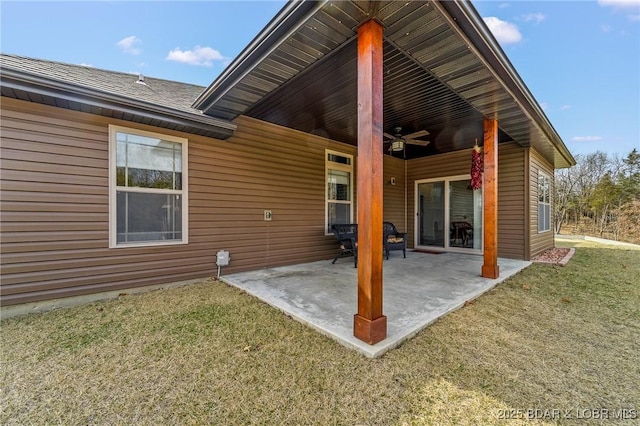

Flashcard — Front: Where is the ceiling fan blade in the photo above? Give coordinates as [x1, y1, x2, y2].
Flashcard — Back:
[403, 130, 429, 139]
[383, 133, 394, 140]
[406, 139, 430, 146]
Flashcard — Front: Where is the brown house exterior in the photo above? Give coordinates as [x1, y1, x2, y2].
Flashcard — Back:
[1, 0, 574, 309]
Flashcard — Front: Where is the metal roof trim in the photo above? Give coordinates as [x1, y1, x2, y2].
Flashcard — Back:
[438, 0, 575, 167]
[1, 67, 236, 138]
[192, 0, 326, 113]
[189, 0, 574, 168]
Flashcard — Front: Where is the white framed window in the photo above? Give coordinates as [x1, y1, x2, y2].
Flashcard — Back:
[109, 125, 188, 247]
[325, 150, 353, 234]
[538, 172, 551, 233]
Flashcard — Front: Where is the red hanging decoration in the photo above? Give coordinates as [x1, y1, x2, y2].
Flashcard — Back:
[470, 139, 483, 190]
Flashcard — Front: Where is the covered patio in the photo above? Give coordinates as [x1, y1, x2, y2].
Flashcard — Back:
[222, 251, 530, 358]
[195, 0, 573, 347]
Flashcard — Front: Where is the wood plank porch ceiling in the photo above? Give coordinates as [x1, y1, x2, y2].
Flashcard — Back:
[195, 0, 575, 167]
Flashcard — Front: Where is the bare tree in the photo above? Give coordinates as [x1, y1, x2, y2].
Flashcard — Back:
[554, 167, 577, 234]
[554, 151, 624, 234]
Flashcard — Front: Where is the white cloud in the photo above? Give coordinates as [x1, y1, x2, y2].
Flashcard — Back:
[116, 36, 142, 55]
[598, 0, 640, 9]
[166, 46, 225, 67]
[599, 0, 640, 21]
[498, 3, 510, 9]
[561, 105, 571, 111]
[483, 17, 522, 44]
[522, 13, 545, 23]
[79, 63, 93, 67]
[572, 136, 604, 142]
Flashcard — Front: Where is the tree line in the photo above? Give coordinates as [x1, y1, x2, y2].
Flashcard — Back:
[554, 148, 640, 244]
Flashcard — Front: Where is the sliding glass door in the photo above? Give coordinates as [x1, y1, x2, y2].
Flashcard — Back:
[416, 181, 446, 247]
[416, 176, 482, 253]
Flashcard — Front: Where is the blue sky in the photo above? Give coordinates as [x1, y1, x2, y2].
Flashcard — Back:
[1, 1, 639, 158]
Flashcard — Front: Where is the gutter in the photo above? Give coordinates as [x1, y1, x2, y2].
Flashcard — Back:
[438, 0, 576, 168]
[1, 67, 237, 138]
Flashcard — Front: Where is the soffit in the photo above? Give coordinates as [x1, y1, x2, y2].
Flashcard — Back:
[197, 0, 574, 167]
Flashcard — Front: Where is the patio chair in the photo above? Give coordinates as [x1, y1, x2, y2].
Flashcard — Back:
[330, 224, 358, 267]
[450, 221, 473, 247]
[383, 221, 406, 259]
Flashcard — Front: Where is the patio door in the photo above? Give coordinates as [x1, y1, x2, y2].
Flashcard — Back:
[415, 176, 482, 253]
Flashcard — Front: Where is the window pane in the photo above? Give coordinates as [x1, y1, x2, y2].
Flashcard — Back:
[327, 153, 351, 165]
[538, 204, 545, 232]
[542, 176, 550, 203]
[544, 178, 550, 203]
[417, 181, 445, 247]
[116, 132, 182, 189]
[328, 169, 350, 201]
[328, 202, 351, 232]
[117, 167, 181, 189]
[449, 180, 479, 249]
[538, 203, 550, 232]
[544, 204, 550, 231]
[117, 191, 182, 243]
[538, 175, 550, 203]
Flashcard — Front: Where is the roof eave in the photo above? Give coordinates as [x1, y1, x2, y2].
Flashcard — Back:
[191, 0, 575, 169]
[192, 0, 326, 112]
[1, 67, 237, 139]
[439, 0, 576, 168]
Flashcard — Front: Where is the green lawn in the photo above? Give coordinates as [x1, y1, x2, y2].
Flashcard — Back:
[1, 240, 639, 425]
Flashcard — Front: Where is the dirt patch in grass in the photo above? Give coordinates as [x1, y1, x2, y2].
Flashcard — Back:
[2, 241, 639, 425]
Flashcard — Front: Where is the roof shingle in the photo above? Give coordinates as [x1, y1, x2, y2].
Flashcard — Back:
[0, 54, 206, 115]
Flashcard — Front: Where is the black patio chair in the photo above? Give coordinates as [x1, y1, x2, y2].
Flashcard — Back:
[330, 224, 358, 267]
[383, 221, 406, 259]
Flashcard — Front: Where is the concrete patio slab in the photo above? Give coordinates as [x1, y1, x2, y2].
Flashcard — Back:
[222, 251, 530, 358]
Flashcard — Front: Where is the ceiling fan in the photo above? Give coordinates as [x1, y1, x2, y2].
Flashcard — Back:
[383, 127, 430, 157]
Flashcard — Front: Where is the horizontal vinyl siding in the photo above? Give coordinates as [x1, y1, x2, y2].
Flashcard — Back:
[188, 115, 358, 272]
[383, 156, 407, 231]
[497, 143, 526, 259]
[1, 100, 115, 302]
[0, 98, 357, 305]
[529, 148, 554, 257]
[406, 144, 527, 259]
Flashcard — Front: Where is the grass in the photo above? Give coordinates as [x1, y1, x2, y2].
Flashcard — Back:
[1, 240, 639, 425]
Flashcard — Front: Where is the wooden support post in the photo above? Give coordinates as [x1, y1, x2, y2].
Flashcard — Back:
[354, 19, 386, 345]
[482, 118, 500, 278]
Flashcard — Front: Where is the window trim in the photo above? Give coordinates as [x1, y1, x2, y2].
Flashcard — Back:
[325, 149, 354, 235]
[108, 125, 189, 248]
[537, 171, 551, 233]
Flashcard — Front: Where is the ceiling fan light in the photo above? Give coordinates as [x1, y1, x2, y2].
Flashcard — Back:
[391, 139, 404, 151]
